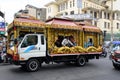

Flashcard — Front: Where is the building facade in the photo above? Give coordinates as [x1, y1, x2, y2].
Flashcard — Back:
[25, 5, 46, 21]
[45, 0, 120, 38]
[15, 4, 46, 21]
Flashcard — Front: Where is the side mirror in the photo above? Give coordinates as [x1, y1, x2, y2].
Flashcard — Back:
[14, 39, 18, 44]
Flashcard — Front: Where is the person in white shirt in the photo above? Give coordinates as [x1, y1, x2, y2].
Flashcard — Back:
[62, 36, 74, 47]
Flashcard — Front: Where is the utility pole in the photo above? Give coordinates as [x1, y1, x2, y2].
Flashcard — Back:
[110, 0, 114, 42]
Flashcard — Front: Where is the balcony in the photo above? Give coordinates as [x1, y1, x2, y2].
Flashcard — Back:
[55, 0, 68, 4]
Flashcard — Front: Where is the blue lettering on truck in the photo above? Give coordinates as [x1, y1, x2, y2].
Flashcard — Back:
[24, 45, 35, 53]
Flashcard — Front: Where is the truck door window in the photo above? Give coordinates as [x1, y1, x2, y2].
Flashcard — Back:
[21, 35, 38, 48]
[41, 35, 44, 45]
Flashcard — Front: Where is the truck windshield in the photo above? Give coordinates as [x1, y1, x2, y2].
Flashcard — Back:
[21, 35, 38, 48]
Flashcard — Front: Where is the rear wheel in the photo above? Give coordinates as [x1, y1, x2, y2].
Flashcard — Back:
[77, 56, 86, 66]
[26, 59, 40, 72]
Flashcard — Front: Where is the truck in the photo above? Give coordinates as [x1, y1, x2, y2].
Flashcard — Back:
[7, 16, 103, 72]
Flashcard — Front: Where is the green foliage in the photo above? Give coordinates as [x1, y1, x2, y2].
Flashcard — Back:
[104, 33, 120, 41]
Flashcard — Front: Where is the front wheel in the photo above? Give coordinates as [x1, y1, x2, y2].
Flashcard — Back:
[26, 59, 40, 72]
[113, 62, 120, 70]
[77, 56, 86, 66]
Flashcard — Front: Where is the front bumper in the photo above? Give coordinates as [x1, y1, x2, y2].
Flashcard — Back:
[7, 54, 27, 65]
[13, 60, 26, 65]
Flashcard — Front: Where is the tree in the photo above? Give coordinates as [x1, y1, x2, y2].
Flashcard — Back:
[0, 11, 4, 18]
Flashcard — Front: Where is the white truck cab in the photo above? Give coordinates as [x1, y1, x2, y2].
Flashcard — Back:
[18, 34, 46, 61]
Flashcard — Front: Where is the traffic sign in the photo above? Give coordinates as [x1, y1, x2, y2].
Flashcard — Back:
[0, 22, 5, 28]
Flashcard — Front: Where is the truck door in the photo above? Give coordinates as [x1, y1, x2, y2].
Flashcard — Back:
[38, 35, 46, 53]
[18, 34, 46, 58]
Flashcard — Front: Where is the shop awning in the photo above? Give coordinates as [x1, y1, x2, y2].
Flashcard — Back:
[46, 18, 82, 30]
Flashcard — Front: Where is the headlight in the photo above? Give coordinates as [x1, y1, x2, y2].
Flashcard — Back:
[111, 53, 115, 56]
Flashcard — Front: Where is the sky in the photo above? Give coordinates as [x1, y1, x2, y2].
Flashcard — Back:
[0, 0, 53, 23]
[0, 0, 120, 24]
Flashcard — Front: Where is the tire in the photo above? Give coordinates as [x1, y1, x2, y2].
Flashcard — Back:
[26, 59, 40, 72]
[113, 62, 120, 70]
[101, 51, 107, 57]
[103, 52, 107, 57]
[77, 56, 86, 66]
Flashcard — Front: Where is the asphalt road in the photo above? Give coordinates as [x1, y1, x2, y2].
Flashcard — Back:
[0, 56, 120, 80]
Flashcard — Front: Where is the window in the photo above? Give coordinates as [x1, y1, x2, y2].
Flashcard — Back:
[84, 11, 87, 14]
[100, 11, 102, 18]
[108, 23, 110, 29]
[73, 0, 75, 7]
[90, 11, 93, 16]
[94, 12, 97, 18]
[63, 3, 65, 10]
[104, 12, 106, 19]
[70, 1, 72, 8]
[70, 11, 74, 15]
[84, 2, 86, 8]
[21, 35, 38, 48]
[112, 13, 115, 20]
[41, 35, 44, 45]
[66, 2, 68, 9]
[116, 13, 118, 19]
[48, 7, 51, 13]
[59, 5, 61, 11]
[65, 12, 68, 15]
[90, 11, 93, 14]
[62, 3, 65, 10]
[94, 21, 97, 26]
[117, 23, 119, 29]
[104, 22, 107, 28]
[58, 5, 60, 12]
[107, 13, 110, 19]
[38, 13, 40, 16]
[61, 4, 63, 11]
[86, 3, 88, 7]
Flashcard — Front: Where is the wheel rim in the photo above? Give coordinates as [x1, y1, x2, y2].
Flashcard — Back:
[29, 61, 38, 71]
[79, 57, 85, 66]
